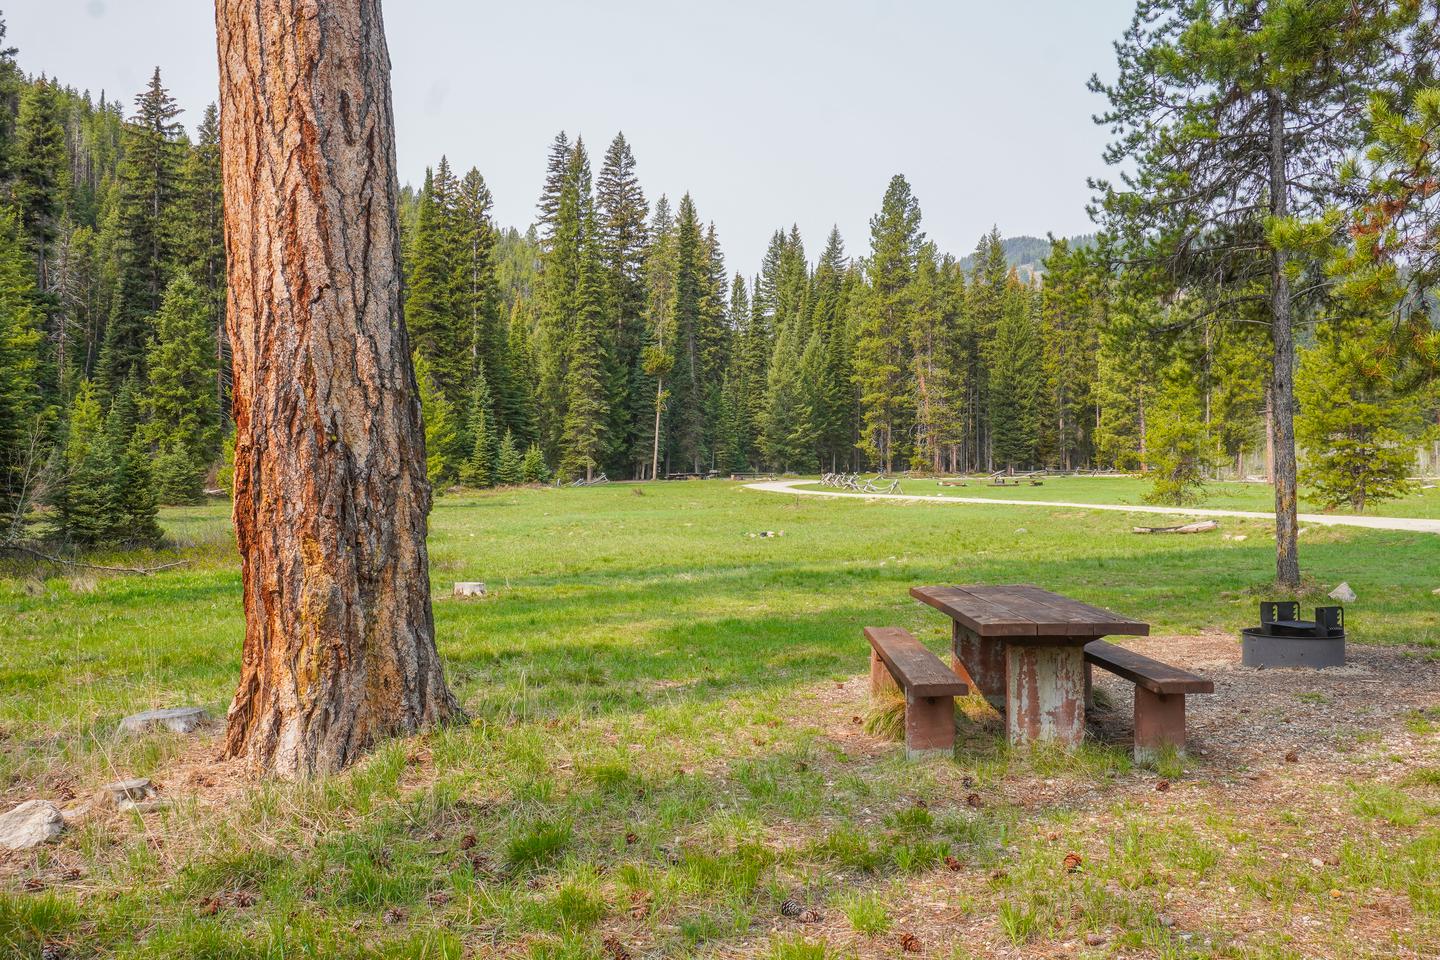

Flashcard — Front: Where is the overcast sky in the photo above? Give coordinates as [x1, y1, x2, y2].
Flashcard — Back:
[8, 0, 1134, 273]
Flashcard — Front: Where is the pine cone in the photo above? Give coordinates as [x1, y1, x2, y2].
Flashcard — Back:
[943, 855, 963, 871]
[899, 931, 922, 952]
[799, 909, 824, 923]
[1063, 852, 1083, 873]
[602, 936, 631, 960]
[779, 897, 805, 917]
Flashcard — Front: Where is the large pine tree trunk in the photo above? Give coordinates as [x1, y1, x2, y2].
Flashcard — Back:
[1267, 91, 1301, 590]
[216, 0, 460, 777]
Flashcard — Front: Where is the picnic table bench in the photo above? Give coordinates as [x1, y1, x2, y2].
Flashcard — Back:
[864, 627, 968, 759]
[911, 584, 1148, 749]
[1083, 641, 1213, 759]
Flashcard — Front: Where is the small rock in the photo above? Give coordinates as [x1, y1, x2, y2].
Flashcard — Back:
[117, 798, 172, 814]
[1328, 582, 1357, 603]
[97, 778, 156, 808]
[59, 803, 92, 824]
[1014, 527, 1027, 534]
[118, 707, 209, 736]
[1431, 587, 1440, 596]
[0, 800, 65, 850]
[452, 581, 486, 598]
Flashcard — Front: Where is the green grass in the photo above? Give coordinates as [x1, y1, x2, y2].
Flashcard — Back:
[2, 479, 1439, 957]
[810, 473, 1440, 519]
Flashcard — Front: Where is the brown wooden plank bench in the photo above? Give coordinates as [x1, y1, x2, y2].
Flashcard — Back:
[1083, 640, 1214, 760]
[864, 627, 968, 760]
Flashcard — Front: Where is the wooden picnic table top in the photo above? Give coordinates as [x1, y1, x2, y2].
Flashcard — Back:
[910, 584, 1149, 641]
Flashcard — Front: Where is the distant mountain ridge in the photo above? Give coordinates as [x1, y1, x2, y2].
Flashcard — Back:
[957, 233, 1096, 279]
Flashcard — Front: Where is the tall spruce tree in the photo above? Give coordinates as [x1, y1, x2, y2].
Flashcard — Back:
[559, 231, 609, 481]
[666, 194, 706, 472]
[594, 133, 648, 473]
[99, 68, 182, 389]
[13, 77, 69, 298]
[535, 138, 591, 459]
[405, 158, 469, 402]
[855, 175, 922, 471]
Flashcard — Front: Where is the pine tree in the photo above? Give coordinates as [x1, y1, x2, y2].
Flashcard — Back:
[909, 240, 950, 472]
[634, 196, 676, 478]
[1038, 237, 1102, 469]
[760, 319, 817, 472]
[536, 137, 590, 458]
[99, 68, 183, 389]
[495, 430, 523, 485]
[520, 443, 550, 483]
[13, 77, 70, 297]
[0, 209, 44, 521]
[1297, 317, 1419, 512]
[100, 380, 161, 544]
[459, 367, 495, 487]
[559, 235, 608, 481]
[1144, 359, 1214, 506]
[855, 175, 922, 471]
[595, 133, 648, 473]
[405, 158, 469, 401]
[456, 167, 514, 432]
[142, 275, 219, 503]
[415, 351, 463, 486]
[809, 228, 857, 470]
[988, 272, 1043, 469]
[536, 131, 571, 244]
[666, 193, 706, 472]
[965, 228, 1009, 470]
[50, 378, 111, 543]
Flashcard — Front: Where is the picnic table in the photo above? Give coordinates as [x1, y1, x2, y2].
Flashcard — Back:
[910, 584, 1148, 748]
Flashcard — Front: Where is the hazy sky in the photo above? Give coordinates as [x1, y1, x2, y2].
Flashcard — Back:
[8, 0, 1135, 273]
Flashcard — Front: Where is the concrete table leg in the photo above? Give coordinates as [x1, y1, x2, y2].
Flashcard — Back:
[905, 690, 956, 760]
[954, 623, 1007, 711]
[1004, 642, 1086, 748]
[1133, 687, 1186, 761]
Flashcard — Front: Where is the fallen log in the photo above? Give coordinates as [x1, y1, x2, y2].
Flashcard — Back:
[1133, 520, 1219, 535]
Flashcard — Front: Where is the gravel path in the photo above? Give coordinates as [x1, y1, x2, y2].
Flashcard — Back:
[744, 478, 1440, 534]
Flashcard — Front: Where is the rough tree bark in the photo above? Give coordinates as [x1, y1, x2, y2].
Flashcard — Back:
[215, 0, 460, 777]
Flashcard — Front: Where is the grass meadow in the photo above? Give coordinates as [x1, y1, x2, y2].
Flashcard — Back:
[2, 478, 1439, 958]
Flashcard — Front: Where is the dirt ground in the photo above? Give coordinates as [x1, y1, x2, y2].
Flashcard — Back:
[783, 633, 1440, 959]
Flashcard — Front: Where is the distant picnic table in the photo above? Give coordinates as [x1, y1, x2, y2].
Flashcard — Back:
[910, 584, 1148, 748]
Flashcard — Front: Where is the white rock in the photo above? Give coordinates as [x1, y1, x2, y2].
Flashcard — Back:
[0, 800, 64, 849]
[1328, 582, 1357, 603]
[452, 581, 487, 598]
[118, 707, 209, 735]
[1432, 587, 1440, 596]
